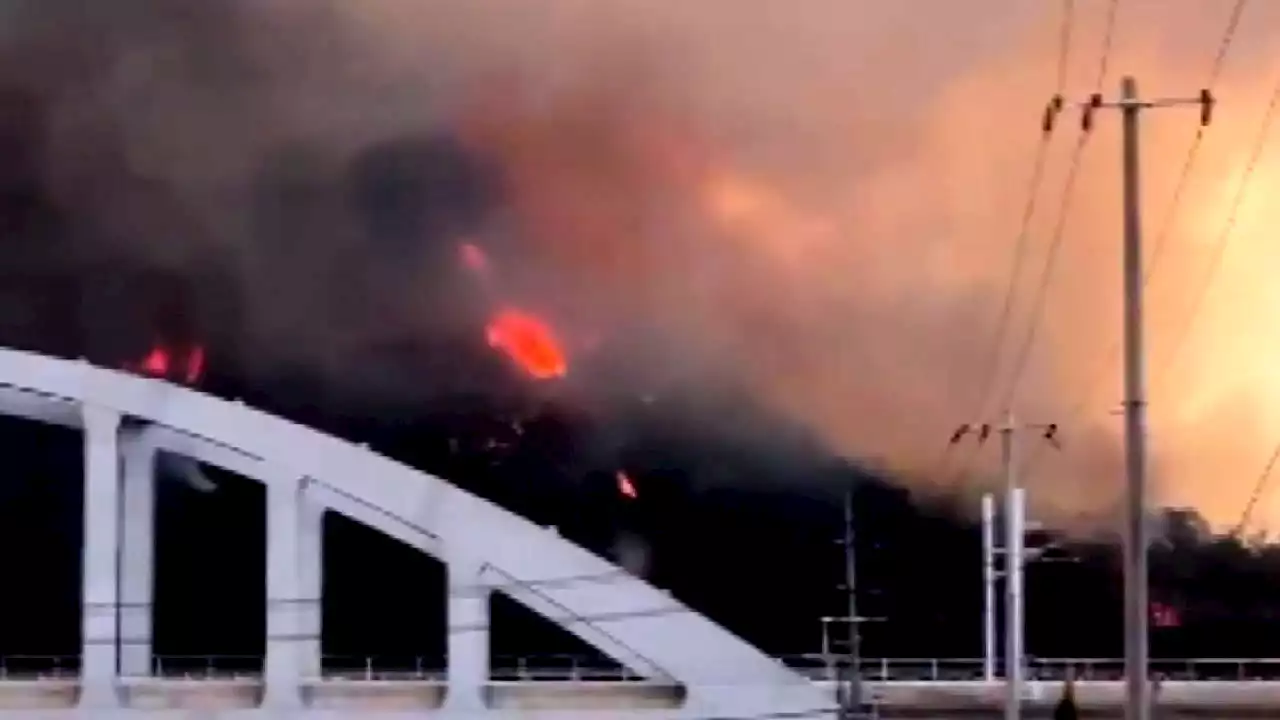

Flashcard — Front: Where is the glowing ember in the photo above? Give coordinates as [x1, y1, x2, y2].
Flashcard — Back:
[486, 308, 568, 380]
[127, 344, 206, 384]
[458, 241, 490, 275]
[1151, 601, 1181, 628]
[185, 346, 206, 384]
[616, 470, 638, 499]
[459, 241, 576, 381]
[139, 347, 170, 376]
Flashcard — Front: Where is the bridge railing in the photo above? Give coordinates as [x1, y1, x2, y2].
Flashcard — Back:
[3, 655, 1280, 681]
[780, 655, 1280, 682]
[0, 654, 650, 681]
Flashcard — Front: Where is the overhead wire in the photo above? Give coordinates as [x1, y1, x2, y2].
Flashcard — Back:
[1234, 438, 1280, 537]
[931, 0, 1076, 481]
[1136, 1, 1244, 257]
[1226, 77, 1280, 537]
[966, 0, 1077, 423]
[944, 0, 1117, 483]
[992, 0, 1121, 413]
[1055, 0, 1076, 94]
[1020, 0, 1253, 478]
[1146, 80, 1280, 393]
[1116, 0, 1245, 289]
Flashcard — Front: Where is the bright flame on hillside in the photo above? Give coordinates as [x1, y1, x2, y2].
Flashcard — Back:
[486, 308, 568, 380]
[616, 470, 638, 499]
[128, 344, 206, 384]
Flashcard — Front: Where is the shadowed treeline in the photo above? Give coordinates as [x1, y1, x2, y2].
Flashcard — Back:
[1, 391, 1279, 665]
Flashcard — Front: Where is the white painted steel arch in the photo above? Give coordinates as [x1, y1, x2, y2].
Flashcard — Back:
[0, 347, 826, 716]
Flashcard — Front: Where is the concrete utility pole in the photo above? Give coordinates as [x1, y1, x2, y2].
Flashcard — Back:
[999, 419, 1023, 720]
[981, 493, 997, 682]
[1048, 76, 1213, 720]
[951, 414, 1058, 720]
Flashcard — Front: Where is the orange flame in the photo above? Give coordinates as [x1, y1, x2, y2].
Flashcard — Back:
[616, 470, 638, 499]
[138, 347, 170, 377]
[128, 344, 206, 384]
[459, 241, 571, 380]
[486, 308, 568, 380]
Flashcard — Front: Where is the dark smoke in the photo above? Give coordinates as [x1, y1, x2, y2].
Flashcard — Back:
[5, 0, 1278, 534]
[0, 2, 506, 405]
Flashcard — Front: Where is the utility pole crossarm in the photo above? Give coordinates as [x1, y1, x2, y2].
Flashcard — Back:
[1043, 86, 1213, 133]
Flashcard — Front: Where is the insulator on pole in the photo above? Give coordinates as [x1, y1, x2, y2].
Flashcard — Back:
[1199, 89, 1215, 126]
[1082, 93, 1103, 133]
[1041, 94, 1064, 134]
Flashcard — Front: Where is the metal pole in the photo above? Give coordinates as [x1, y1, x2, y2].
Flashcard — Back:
[844, 489, 863, 715]
[1010, 487, 1026, 706]
[822, 618, 835, 682]
[982, 493, 997, 682]
[1120, 74, 1150, 720]
[1002, 411, 1022, 720]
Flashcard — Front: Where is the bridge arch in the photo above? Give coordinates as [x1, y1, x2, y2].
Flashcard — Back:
[0, 347, 827, 717]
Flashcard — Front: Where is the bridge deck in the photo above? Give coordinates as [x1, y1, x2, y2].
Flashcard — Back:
[0, 677, 1272, 713]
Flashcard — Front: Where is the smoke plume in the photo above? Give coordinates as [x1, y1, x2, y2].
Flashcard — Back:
[3, 0, 1280, 532]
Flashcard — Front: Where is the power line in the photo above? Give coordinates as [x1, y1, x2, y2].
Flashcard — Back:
[1208, 0, 1253, 85]
[1147, 77, 1280, 394]
[966, 128, 1057, 424]
[1053, 133, 1211, 430]
[1234, 438, 1280, 537]
[993, 133, 1087, 410]
[1141, 0, 1252, 281]
[993, 0, 1122, 411]
[1056, 0, 1076, 94]
[1020, 1, 1252, 479]
[933, 0, 1077, 482]
[1092, 0, 1121, 93]
[931, 4, 1124, 490]
[969, 0, 1078, 421]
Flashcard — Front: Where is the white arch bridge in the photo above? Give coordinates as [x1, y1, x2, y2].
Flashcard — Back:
[0, 346, 831, 719]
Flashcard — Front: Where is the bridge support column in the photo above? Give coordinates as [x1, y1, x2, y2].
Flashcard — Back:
[119, 432, 156, 679]
[445, 557, 489, 710]
[264, 474, 307, 708]
[80, 405, 121, 709]
[298, 486, 323, 679]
